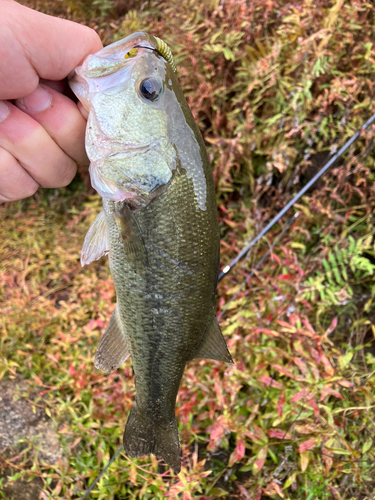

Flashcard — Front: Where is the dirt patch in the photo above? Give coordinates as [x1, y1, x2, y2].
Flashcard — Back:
[0, 379, 65, 499]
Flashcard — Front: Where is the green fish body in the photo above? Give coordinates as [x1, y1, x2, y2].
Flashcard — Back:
[69, 32, 232, 474]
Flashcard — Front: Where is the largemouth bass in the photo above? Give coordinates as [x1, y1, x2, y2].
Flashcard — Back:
[69, 32, 233, 474]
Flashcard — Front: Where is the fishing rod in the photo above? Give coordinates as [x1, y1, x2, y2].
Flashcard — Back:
[218, 112, 375, 282]
[217, 212, 300, 322]
[79, 114, 375, 498]
[80, 445, 123, 500]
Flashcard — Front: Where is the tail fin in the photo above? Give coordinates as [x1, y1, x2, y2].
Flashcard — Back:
[123, 404, 181, 474]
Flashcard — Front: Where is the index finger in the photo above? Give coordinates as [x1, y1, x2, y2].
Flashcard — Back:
[0, 0, 103, 99]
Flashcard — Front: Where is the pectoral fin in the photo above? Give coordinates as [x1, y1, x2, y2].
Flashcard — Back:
[94, 306, 130, 373]
[194, 313, 234, 364]
[81, 210, 108, 266]
[114, 203, 147, 266]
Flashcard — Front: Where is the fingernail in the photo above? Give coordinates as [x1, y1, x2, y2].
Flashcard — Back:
[17, 85, 52, 113]
[0, 101, 10, 122]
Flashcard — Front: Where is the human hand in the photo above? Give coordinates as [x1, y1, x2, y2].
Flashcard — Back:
[0, 0, 102, 203]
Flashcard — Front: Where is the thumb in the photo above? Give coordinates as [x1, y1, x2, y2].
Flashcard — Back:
[0, 0, 103, 99]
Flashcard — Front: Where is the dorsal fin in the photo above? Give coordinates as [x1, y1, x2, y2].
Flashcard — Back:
[193, 312, 234, 364]
[94, 306, 130, 373]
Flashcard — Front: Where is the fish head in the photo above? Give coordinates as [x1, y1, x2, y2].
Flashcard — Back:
[69, 33, 185, 205]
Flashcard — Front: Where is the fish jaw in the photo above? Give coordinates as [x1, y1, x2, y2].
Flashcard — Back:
[88, 162, 139, 202]
[88, 135, 175, 204]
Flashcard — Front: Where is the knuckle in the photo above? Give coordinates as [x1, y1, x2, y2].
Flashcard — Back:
[58, 160, 77, 187]
[4, 183, 38, 201]
[21, 78, 40, 100]
[24, 183, 39, 198]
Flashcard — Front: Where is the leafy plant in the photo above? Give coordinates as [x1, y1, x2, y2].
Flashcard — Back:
[92, 0, 115, 17]
[303, 234, 375, 306]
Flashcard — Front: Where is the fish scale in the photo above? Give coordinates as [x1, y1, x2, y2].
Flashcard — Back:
[104, 169, 218, 408]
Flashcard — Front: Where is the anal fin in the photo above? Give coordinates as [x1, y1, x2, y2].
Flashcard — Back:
[194, 312, 234, 364]
[94, 306, 130, 373]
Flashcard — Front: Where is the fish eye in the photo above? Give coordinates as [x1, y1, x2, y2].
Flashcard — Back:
[139, 77, 163, 102]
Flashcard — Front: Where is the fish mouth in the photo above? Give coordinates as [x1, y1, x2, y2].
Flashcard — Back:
[68, 32, 176, 111]
[79, 32, 176, 76]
